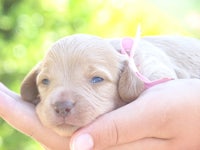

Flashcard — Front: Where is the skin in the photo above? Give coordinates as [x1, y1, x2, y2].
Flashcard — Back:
[1, 79, 200, 150]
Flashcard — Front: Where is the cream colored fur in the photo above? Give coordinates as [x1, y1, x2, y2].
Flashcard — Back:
[20, 34, 200, 137]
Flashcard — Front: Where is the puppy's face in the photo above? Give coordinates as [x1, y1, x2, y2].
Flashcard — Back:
[21, 34, 144, 137]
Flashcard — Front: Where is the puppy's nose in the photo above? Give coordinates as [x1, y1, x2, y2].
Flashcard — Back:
[52, 101, 74, 117]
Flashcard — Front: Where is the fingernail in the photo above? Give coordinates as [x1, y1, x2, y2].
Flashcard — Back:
[71, 133, 94, 150]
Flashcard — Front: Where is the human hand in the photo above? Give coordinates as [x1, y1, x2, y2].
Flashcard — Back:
[0, 83, 70, 150]
[1, 79, 200, 150]
[70, 79, 200, 150]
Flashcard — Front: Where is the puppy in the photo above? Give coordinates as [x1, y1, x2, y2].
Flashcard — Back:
[20, 33, 200, 137]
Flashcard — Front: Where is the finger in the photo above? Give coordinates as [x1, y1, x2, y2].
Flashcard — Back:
[0, 82, 20, 100]
[104, 138, 175, 150]
[106, 138, 173, 150]
[70, 100, 172, 150]
[0, 91, 69, 150]
[70, 79, 200, 150]
[106, 136, 200, 150]
[0, 90, 37, 132]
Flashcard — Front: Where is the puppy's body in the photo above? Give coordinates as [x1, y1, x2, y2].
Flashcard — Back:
[110, 36, 200, 79]
[21, 34, 200, 137]
[143, 36, 200, 78]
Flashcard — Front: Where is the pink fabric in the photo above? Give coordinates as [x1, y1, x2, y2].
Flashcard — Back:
[120, 37, 172, 89]
[121, 38, 134, 58]
[135, 72, 171, 89]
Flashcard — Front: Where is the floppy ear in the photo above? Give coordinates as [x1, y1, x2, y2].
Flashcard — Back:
[118, 60, 145, 103]
[20, 63, 41, 105]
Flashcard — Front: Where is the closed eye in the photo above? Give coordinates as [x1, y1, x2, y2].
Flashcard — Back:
[90, 76, 104, 84]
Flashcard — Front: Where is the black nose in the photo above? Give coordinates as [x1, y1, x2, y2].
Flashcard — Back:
[52, 101, 74, 117]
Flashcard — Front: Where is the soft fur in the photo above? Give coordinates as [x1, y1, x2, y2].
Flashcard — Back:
[20, 34, 200, 137]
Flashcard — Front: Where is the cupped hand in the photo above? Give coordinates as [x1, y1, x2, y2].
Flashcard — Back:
[70, 79, 200, 150]
[1, 79, 200, 150]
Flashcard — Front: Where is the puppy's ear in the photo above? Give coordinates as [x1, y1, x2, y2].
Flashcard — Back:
[20, 63, 41, 105]
[118, 60, 145, 103]
[107, 38, 145, 102]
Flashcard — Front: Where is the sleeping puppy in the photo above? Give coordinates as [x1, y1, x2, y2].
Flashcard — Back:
[20, 34, 200, 137]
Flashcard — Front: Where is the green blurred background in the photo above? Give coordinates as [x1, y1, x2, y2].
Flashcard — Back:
[0, 0, 200, 149]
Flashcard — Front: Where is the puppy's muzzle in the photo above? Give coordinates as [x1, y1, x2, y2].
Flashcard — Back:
[52, 101, 75, 118]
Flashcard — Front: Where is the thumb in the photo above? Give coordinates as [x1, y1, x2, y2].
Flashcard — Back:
[70, 111, 121, 150]
[70, 91, 170, 150]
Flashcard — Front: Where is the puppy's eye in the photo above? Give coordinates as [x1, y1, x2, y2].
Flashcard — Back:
[41, 78, 50, 85]
[91, 76, 104, 84]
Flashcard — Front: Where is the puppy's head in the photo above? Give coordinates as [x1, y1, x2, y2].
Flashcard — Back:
[20, 34, 144, 137]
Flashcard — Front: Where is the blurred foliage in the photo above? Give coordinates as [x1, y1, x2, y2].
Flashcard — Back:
[0, 0, 199, 149]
